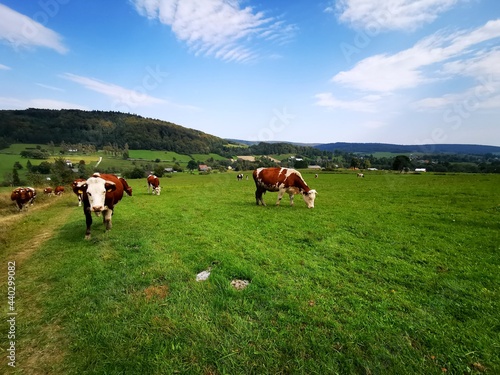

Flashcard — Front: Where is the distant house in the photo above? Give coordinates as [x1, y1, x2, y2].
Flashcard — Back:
[415, 168, 426, 172]
[308, 165, 322, 170]
[198, 164, 211, 172]
[164, 167, 174, 173]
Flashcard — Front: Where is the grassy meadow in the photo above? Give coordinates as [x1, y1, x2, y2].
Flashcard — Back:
[0, 171, 499, 374]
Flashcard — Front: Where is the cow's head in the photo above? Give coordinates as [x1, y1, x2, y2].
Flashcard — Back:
[11, 188, 25, 201]
[302, 189, 318, 208]
[83, 175, 116, 212]
[153, 186, 162, 195]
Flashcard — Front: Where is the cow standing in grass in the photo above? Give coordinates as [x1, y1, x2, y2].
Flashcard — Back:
[252, 167, 317, 208]
[147, 174, 161, 195]
[79, 173, 126, 239]
[11, 187, 37, 211]
[55, 186, 65, 195]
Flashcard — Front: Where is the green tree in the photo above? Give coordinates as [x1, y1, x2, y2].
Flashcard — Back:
[187, 160, 198, 172]
[51, 157, 76, 185]
[12, 169, 21, 186]
[392, 155, 412, 171]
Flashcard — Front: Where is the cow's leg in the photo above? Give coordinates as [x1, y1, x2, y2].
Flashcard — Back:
[103, 209, 113, 231]
[84, 209, 93, 240]
[255, 188, 266, 206]
[289, 193, 295, 206]
[276, 190, 285, 206]
[78, 195, 82, 207]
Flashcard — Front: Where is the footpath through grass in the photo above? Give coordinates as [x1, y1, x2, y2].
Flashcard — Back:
[1, 172, 499, 374]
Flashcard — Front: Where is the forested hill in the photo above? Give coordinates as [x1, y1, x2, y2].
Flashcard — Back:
[0, 108, 228, 154]
[316, 142, 500, 155]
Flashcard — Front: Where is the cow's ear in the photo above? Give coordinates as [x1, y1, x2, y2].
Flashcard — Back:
[80, 183, 88, 193]
[105, 182, 117, 192]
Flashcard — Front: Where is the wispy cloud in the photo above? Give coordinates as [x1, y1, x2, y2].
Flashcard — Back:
[314, 92, 381, 112]
[36, 83, 65, 92]
[332, 19, 500, 93]
[0, 63, 11, 70]
[62, 73, 167, 108]
[0, 4, 68, 54]
[131, 0, 297, 62]
[334, 0, 463, 31]
[61, 73, 200, 111]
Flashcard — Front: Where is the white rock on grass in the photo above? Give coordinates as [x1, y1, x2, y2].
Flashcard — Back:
[231, 279, 250, 290]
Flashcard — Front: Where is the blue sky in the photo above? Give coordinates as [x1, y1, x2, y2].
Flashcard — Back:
[1, 0, 499, 146]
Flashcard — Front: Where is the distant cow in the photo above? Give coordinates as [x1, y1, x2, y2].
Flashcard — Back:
[253, 167, 317, 208]
[11, 187, 37, 211]
[43, 187, 53, 196]
[54, 186, 65, 195]
[79, 173, 127, 239]
[237, 173, 243, 181]
[72, 179, 87, 206]
[357, 173, 364, 178]
[147, 174, 161, 195]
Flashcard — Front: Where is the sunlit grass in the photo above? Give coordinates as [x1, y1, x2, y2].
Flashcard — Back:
[1, 172, 498, 374]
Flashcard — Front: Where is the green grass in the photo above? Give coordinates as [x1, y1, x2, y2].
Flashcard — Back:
[1, 172, 499, 374]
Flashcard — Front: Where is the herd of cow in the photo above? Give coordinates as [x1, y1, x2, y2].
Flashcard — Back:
[10, 168, 317, 239]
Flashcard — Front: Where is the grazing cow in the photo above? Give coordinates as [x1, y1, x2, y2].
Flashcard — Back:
[72, 178, 87, 206]
[11, 187, 37, 211]
[43, 187, 53, 196]
[79, 173, 126, 239]
[253, 167, 317, 208]
[237, 173, 243, 181]
[147, 174, 161, 195]
[54, 186, 65, 195]
[357, 173, 364, 178]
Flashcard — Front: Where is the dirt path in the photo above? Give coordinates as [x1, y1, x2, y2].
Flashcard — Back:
[1, 197, 76, 265]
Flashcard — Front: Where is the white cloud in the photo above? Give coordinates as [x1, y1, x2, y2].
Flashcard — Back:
[36, 83, 65, 92]
[0, 4, 68, 54]
[335, 0, 462, 31]
[131, 0, 296, 62]
[62, 73, 167, 108]
[314, 92, 380, 112]
[0, 63, 11, 70]
[61, 73, 200, 111]
[332, 19, 500, 93]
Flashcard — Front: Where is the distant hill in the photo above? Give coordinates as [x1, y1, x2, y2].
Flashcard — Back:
[315, 142, 500, 155]
[0, 108, 228, 154]
[1, 109, 498, 157]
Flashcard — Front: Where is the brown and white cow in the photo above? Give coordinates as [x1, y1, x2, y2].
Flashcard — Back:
[253, 167, 317, 208]
[54, 186, 65, 195]
[43, 187, 53, 196]
[357, 173, 364, 178]
[11, 187, 37, 211]
[147, 174, 161, 195]
[79, 173, 127, 239]
[72, 178, 87, 206]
